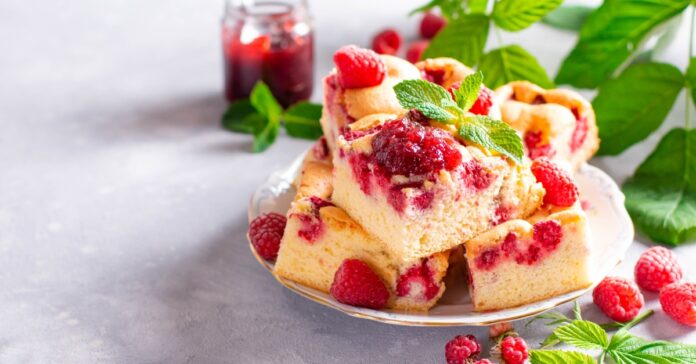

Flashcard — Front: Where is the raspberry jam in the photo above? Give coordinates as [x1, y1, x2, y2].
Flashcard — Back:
[222, 1, 314, 107]
[294, 196, 334, 242]
[396, 258, 440, 301]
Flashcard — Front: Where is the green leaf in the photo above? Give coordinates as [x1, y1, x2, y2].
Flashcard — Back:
[394, 79, 458, 122]
[250, 81, 283, 121]
[221, 100, 266, 134]
[423, 14, 490, 66]
[409, 0, 442, 16]
[687, 57, 696, 107]
[530, 350, 596, 364]
[555, 0, 691, 88]
[468, 0, 489, 14]
[252, 116, 279, 153]
[454, 71, 484, 111]
[608, 329, 696, 364]
[592, 62, 684, 156]
[553, 320, 608, 350]
[409, 0, 466, 19]
[542, 4, 594, 31]
[623, 128, 696, 245]
[477, 45, 554, 89]
[492, 0, 563, 32]
[458, 116, 524, 163]
[283, 102, 323, 140]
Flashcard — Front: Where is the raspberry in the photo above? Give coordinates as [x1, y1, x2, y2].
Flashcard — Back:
[372, 28, 402, 55]
[330, 259, 389, 309]
[659, 282, 696, 326]
[447, 83, 494, 116]
[248, 213, 287, 260]
[445, 334, 481, 364]
[420, 11, 446, 39]
[634, 246, 683, 292]
[396, 259, 440, 300]
[333, 45, 385, 89]
[500, 336, 529, 364]
[531, 158, 579, 207]
[533, 220, 563, 249]
[406, 40, 429, 63]
[593, 277, 644, 322]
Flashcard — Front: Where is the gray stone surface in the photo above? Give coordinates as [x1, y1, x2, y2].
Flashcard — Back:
[1, 0, 694, 363]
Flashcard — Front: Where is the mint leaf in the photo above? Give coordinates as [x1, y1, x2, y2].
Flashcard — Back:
[542, 4, 594, 31]
[492, 0, 562, 32]
[394, 79, 459, 122]
[608, 329, 696, 364]
[423, 14, 490, 66]
[530, 350, 596, 364]
[623, 128, 696, 245]
[458, 116, 524, 164]
[592, 62, 684, 156]
[249, 82, 282, 153]
[283, 102, 323, 140]
[454, 71, 484, 111]
[252, 116, 279, 153]
[687, 57, 696, 107]
[477, 45, 554, 89]
[555, 0, 690, 88]
[221, 99, 266, 134]
[553, 320, 608, 350]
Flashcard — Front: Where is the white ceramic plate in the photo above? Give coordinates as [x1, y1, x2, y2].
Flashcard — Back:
[248, 152, 634, 326]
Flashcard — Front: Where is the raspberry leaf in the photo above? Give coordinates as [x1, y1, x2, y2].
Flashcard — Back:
[607, 329, 696, 364]
[492, 0, 563, 32]
[458, 116, 524, 164]
[529, 350, 596, 364]
[623, 128, 696, 245]
[553, 320, 608, 350]
[249, 81, 282, 153]
[454, 71, 484, 112]
[222, 100, 266, 135]
[394, 79, 459, 122]
[423, 14, 490, 66]
[541, 4, 594, 31]
[555, 0, 690, 88]
[283, 102, 323, 140]
[477, 45, 554, 89]
[468, 0, 489, 14]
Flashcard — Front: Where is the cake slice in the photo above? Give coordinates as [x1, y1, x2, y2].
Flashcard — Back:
[464, 203, 592, 311]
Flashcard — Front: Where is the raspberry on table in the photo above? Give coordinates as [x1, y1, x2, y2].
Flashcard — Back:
[592, 276, 644, 322]
[531, 158, 579, 207]
[248, 212, 287, 260]
[372, 28, 402, 55]
[634, 246, 683, 292]
[445, 334, 481, 364]
[333, 45, 386, 89]
[406, 40, 429, 63]
[330, 259, 389, 309]
[659, 282, 696, 326]
[500, 336, 529, 364]
[420, 11, 446, 39]
[469, 86, 494, 115]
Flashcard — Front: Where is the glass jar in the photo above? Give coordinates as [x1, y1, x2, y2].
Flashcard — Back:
[222, 0, 314, 108]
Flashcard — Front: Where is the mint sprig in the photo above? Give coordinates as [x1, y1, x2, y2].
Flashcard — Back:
[393, 75, 524, 164]
[221, 81, 323, 152]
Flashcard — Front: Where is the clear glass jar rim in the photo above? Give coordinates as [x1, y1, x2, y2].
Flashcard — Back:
[226, 0, 309, 17]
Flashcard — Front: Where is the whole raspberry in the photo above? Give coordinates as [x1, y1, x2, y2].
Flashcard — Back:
[406, 40, 429, 63]
[659, 282, 696, 326]
[445, 334, 481, 364]
[634, 246, 683, 292]
[531, 158, 579, 207]
[330, 259, 389, 309]
[500, 336, 529, 364]
[593, 277, 644, 322]
[469, 86, 494, 115]
[333, 45, 385, 89]
[372, 28, 402, 55]
[248, 213, 287, 260]
[420, 11, 446, 39]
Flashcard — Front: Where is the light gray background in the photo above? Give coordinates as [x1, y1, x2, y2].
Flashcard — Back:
[1, 0, 694, 363]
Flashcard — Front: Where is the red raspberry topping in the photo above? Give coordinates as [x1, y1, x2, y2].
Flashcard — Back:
[333, 45, 385, 89]
[372, 118, 462, 177]
[593, 277, 644, 322]
[531, 157, 579, 207]
[445, 334, 481, 364]
[659, 282, 696, 326]
[469, 86, 494, 115]
[406, 40, 429, 63]
[422, 68, 446, 85]
[500, 336, 529, 364]
[330, 259, 389, 309]
[396, 258, 440, 300]
[420, 11, 446, 39]
[634, 246, 683, 292]
[248, 213, 287, 260]
[372, 28, 402, 55]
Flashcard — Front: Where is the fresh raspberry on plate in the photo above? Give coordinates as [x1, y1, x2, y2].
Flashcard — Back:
[593, 276, 644, 322]
[248, 212, 287, 260]
[333, 45, 385, 89]
[500, 336, 529, 364]
[659, 282, 696, 326]
[445, 334, 481, 364]
[469, 86, 494, 115]
[330, 259, 389, 309]
[372, 28, 402, 55]
[634, 246, 683, 292]
[406, 40, 429, 63]
[531, 158, 579, 207]
[420, 11, 446, 39]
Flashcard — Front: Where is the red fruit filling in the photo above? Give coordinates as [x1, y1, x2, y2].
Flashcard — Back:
[474, 220, 563, 270]
[461, 160, 494, 190]
[570, 112, 589, 152]
[312, 136, 329, 160]
[524, 131, 555, 160]
[422, 68, 446, 86]
[295, 197, 334, 242]
[492, 205, 511, 226]
[396, 258, 440, 301]
[372, 28, 402, 55]
[469, 86, 494, 115]
[406, 40, 429, 63]
[420, 12, 446, 39]
[333, 45, 385, 89]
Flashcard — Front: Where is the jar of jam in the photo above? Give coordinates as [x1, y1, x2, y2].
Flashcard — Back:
[222, 0, 314, 108]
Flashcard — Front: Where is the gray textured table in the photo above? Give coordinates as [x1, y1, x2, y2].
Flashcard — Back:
[1, 0, 694, 363]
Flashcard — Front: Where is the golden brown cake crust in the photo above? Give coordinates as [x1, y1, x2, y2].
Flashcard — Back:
[415, 57, 474, 89]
